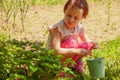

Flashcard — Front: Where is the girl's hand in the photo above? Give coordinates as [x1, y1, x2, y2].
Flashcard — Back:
[92, 41, 99, 49]
[80, 48, 92, 56]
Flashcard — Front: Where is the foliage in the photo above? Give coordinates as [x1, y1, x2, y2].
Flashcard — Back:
[0, 34, 75, 80]
[0, 34, 120, 80]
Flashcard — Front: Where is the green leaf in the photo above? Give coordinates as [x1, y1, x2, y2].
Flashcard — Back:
[30, 65, 38, 73]
[7, 73, 27, 80]
[47, 49, 55, 54]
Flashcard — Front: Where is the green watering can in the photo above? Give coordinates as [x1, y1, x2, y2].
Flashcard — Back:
[87, 58, 105, 79]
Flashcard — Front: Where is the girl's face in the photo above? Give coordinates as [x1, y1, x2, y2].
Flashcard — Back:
[64, 6, 84, 29]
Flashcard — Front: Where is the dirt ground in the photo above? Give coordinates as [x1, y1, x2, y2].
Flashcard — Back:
[1, 1, 120, 43]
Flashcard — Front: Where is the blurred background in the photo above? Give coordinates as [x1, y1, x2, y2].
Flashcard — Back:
[0, 0, 120, 42]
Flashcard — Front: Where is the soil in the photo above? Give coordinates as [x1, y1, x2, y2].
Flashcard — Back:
[0, 1, 120, 43]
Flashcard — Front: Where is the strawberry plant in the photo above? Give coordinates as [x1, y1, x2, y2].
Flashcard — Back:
[0, 34, 74, 80]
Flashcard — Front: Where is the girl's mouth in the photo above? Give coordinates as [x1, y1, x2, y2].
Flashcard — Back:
[68, 22, 74, 25]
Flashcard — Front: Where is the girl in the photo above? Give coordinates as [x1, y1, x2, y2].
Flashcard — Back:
[47, 0, 98, 78]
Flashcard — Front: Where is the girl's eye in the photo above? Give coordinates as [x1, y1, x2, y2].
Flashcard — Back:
[74, 17, 79, 20]
[67, 14, 71, 17]
[67, 14, 80, 20]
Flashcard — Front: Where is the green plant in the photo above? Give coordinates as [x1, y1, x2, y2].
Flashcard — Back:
[0, 0, 14, 30]
[0, 34, 120, 80]
[0, 34, 74, 80]
[19, 0, 29, 31]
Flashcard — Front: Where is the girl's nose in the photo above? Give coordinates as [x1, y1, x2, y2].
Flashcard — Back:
[69, 17, 74, 22]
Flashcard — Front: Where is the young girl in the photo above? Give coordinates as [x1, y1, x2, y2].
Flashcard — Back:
[47, 0, 98, 78]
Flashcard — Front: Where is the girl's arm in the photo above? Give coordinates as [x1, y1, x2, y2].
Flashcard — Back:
[51, 28, 91, 57]
[78, 25, 91, 42]
[79, 27, 98, 49]
[80, 33, 91, 42]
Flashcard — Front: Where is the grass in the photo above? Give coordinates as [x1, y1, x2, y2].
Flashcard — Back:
[93, 36, 120, 58]
[29, 0, 65, 5]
